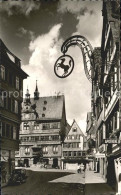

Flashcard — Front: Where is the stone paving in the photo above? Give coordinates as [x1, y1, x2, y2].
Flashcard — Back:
[85, 170, 106, 184]
[49, 172, 85, 184]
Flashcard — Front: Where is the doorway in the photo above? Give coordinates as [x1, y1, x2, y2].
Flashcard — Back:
[53, 158, 58, 168]
[24, 159, 29, 167]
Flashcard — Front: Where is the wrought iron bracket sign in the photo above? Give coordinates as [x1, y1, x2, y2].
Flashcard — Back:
[54, 35, 94, 81]
[54, 54, 74, 78]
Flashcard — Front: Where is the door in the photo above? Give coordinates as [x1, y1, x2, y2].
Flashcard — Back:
[53, 158, 58, 168]
[24, 159, 29, 167]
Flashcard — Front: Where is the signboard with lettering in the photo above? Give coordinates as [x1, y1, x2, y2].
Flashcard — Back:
[104, 139, 121, 144]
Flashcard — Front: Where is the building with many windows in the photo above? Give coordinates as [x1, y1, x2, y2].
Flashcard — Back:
[62, 120, 86, 170]
[86, 0, 120, 191]
[15, 84, 67, 168]
[0, 39, 28, 182]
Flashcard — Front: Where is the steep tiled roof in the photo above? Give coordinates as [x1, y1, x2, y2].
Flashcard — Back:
[29, 95, 65, 119]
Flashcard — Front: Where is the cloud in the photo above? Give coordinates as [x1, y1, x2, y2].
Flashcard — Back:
[16, 27, 35, 40]
[58, 1, 103, 47]
[22, 23, 91, 132]
[0, 0, 40, 16]
[57, 0, 95, 15]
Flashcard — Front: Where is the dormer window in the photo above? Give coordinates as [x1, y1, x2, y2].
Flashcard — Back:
[42, 114, 45, 117]
[43, 107, 46, 111]
[44, 101, 47, 105]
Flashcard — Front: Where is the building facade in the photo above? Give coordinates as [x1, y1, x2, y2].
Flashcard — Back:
[86, 0, 120, 191]
[86, 112, 96, 171]
[15, 85, 67, 168]
[0, 39, 28, 182]
[62, 120, 86, 170]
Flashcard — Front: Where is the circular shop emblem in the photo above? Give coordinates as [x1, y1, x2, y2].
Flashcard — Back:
[54, 55, 74, 78]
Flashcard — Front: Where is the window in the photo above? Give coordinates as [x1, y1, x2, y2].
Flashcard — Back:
[43, 107, 46, 111]
[25, 147, 30, 155]
[41, 136, 49, 141]
[44, 101, 47, 105]
[23, 122, 29, 130]
[42, 123, 50, 130]
[2, 122, 5, 137]
[0, 65, 5, 80]
[51, 123, 60, 129]
[51, 135, 59, 141]
[43, 146, 48, 154]
[3, 92, 7, 109]
[9, 72, 13, 85]
[16, 77, 19, 90]
[15, 100, 18, 113]
[42, 113, 45, 117]
[69, 151, 72, 157]
[8, 98, 11, 111]
[53, 146, 58, 154]
[13, 127, 16, 139]
[31, 137, 35, 141]
[78, 152, 82, 157]
[73, 127, 77, 132]
[72, 143, 77, 148]
[11, 126, 13, 139]
[6, 124, 10, 138]
[73, 151, 77, 157]
[34, 122, 39, 130]
[63, 151, 68, 157]
[35, 136, 39, 141]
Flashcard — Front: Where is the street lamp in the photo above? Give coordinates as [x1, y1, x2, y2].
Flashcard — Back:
[54, 35, 94, 81]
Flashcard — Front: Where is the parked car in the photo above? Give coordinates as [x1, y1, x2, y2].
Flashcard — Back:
[8, 169, 26, 185]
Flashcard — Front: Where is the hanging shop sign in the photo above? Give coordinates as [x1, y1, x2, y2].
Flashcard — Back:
[104, 139, 121, 144]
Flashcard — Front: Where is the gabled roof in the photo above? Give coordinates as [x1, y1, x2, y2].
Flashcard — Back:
[64, 120, 84, 141]
[23, 95, 65, 120]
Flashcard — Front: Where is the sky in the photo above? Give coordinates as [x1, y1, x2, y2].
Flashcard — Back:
[0, 0, 103, 133]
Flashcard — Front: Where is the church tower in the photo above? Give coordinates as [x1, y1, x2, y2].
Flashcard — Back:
[34, 80, 39, 100]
